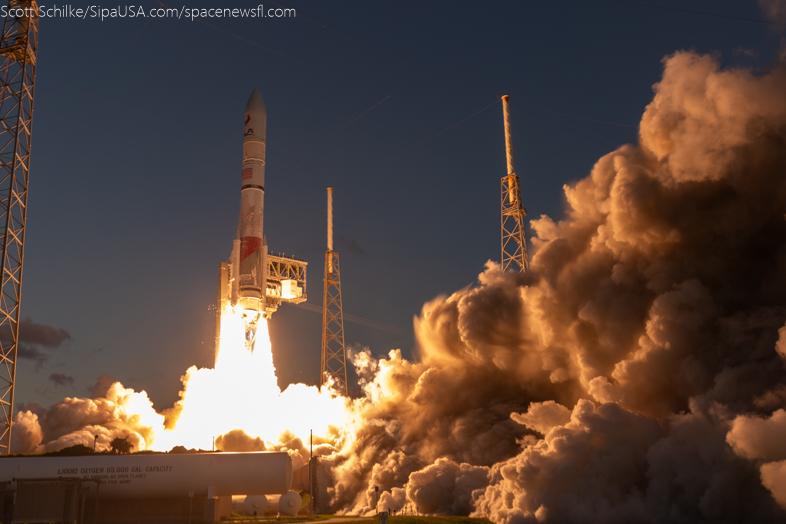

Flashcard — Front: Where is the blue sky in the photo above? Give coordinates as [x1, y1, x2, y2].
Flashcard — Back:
[15, 0, 785, 409]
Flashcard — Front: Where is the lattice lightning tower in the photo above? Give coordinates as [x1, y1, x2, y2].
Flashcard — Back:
[0, 0, 38, 454]
[500, 95, 529, 272]
[320, 187, 347, 395]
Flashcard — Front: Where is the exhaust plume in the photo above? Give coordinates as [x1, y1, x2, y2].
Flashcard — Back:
[319, 51, 786, 522]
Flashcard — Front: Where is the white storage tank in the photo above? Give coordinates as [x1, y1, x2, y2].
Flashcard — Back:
[278, 490, 302, 516]
[243, 491, 302, 517]
[0, 452, 291, 499]
[242, 494, 268, 516]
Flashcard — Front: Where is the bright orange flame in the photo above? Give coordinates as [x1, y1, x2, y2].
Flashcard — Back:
[152, 305, 351, 452]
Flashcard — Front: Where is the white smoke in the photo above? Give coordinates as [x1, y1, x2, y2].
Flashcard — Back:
[316, 51, 786, 522]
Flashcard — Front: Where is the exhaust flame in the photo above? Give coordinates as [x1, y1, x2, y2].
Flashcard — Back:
[10, 305, 354, 466]
[154, 305, 350, 453]
[241, 310, 261, 354]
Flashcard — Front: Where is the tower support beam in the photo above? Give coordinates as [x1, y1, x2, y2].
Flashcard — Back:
[0, 0, 38, 454]
[320, 187, 347, 395]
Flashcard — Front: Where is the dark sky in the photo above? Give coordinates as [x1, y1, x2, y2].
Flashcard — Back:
[16, 0, 784, 410]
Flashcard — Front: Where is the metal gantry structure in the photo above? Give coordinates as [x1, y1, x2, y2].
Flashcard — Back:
[320, 187, 348, 395]
[500, 95, 529, 272]
[0, 0, 38, 454]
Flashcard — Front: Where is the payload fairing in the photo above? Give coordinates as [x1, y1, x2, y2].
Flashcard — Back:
[217, 89, 307, 354]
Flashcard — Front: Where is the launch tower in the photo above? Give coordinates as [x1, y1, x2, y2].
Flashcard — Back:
[500, 95, 529, 272]
[320, 187, 347, 395]
[0, 0, 38, 454]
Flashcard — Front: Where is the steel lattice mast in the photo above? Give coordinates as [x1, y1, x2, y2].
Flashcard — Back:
[0, 0, 38, 454]
[320, 187, 347, 395]
[500, 95, 528, 272]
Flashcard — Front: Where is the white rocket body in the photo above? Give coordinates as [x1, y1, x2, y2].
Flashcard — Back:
[224, 89, 269, 351]
[236, 89, 268, 314]
[216, 89, 307, 359]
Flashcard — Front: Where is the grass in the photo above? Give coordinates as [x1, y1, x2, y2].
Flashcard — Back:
[222, 515, 493, 524]
[222, 516, 331, 522]
[346, 517, 492, 524]
[220, 514, 388, 521]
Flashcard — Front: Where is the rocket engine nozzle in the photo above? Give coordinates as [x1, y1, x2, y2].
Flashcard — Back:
[243, 315, 259, 353]
[237, 295, 264, 353]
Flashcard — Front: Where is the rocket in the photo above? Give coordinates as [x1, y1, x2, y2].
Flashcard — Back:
[231, 88, 268, 347]
[216, 89, 308, 356]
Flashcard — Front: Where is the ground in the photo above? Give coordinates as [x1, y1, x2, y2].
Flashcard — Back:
[223, 515, 493, 524]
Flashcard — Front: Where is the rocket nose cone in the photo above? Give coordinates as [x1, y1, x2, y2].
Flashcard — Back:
[246, 88, 266, 115]
[244, 88, 267, 141]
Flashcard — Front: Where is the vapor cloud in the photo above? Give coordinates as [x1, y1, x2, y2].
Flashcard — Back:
[759, 0, 786, 23]
[17, 345, 49, 369]
[19, 318, 71, 348]
[338, 235, 365, 256]
[17, 318, 71, 370]
[48, 373, 74, 387]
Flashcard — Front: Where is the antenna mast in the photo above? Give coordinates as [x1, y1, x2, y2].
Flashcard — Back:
[500, 95, 529, 272]
[320, 187, 347, 395]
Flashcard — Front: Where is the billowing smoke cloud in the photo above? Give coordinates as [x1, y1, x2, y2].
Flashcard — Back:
[10, 410, 42, 455]
[12, 50, 786, 522]
[12, 379, 163, 454]
[216, 429, 312, 470]
[90, 373, 119, 399]
[315, 51, 786, 522]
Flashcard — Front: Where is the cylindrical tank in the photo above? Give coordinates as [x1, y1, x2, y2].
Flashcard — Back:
[243, 494, 268, 516]
[248, 491, 301, 516]
[278, 490, 302, 516]
[0, 452, 291, 499]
